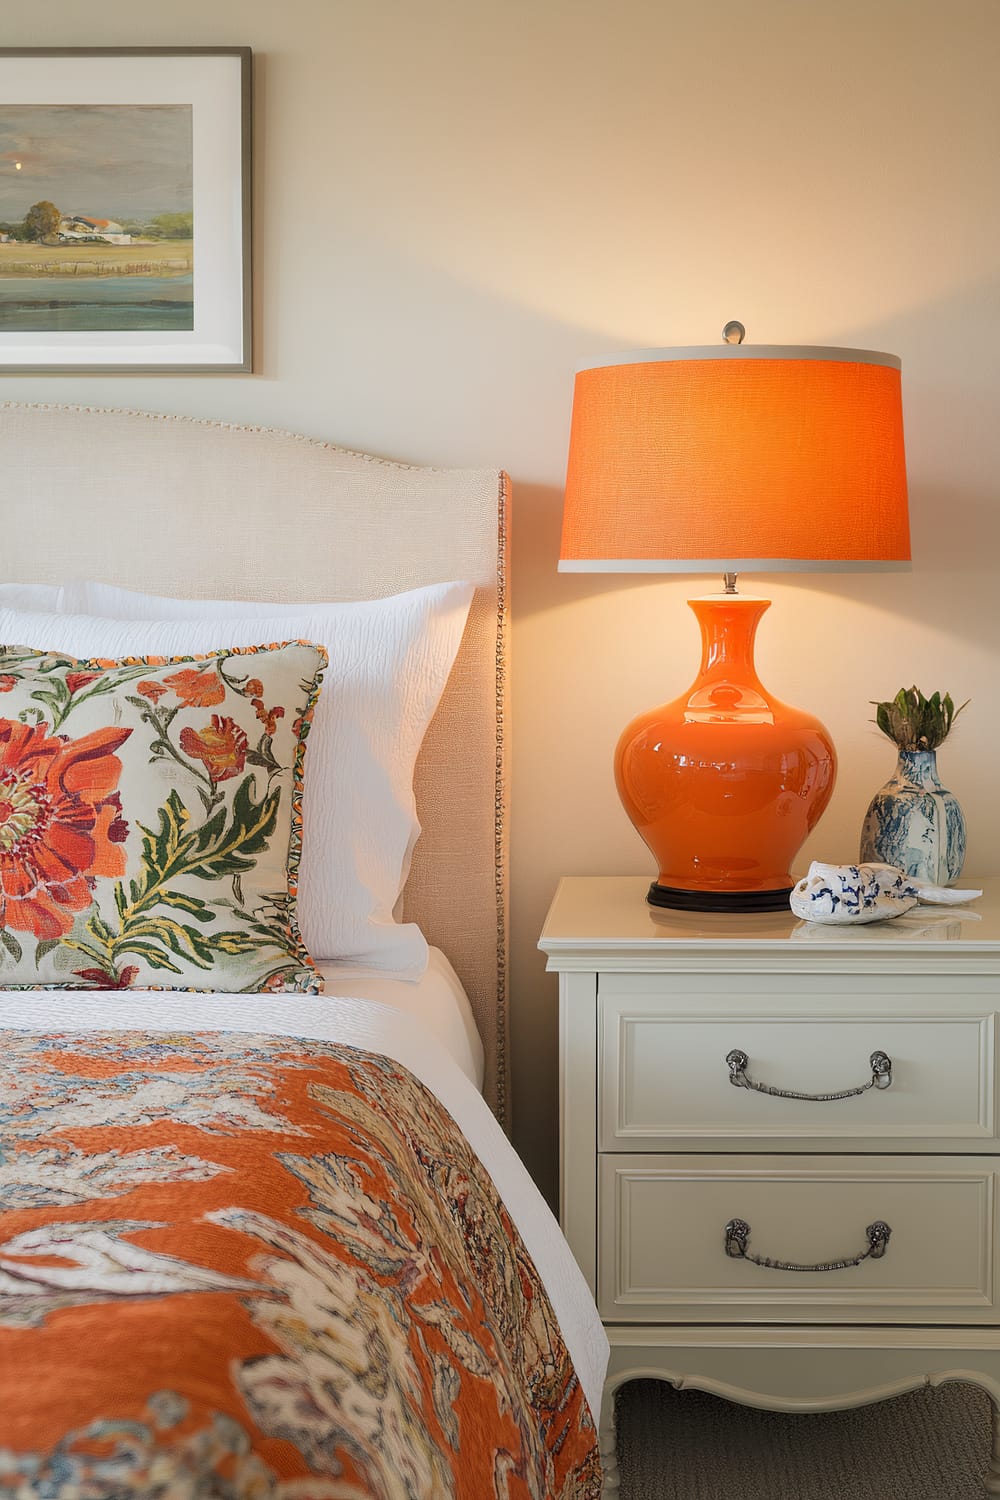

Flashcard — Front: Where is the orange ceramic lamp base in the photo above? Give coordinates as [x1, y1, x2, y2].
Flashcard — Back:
[614, 595, 837, 912]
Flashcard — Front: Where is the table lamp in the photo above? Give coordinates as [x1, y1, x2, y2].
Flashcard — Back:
[560, 326, 911, 913]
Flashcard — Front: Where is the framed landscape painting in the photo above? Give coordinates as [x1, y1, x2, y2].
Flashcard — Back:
[0, 48, 251, 372]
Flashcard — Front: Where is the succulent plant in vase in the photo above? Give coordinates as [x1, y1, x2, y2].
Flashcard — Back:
[859, 686, 970, 884]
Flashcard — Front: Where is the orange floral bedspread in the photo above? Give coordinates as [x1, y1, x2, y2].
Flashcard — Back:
[0, 1030, 600, 1498]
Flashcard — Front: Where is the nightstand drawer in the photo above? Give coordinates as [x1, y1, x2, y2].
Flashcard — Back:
[599, 978, 996, 1149]
[598, 1153, 998, 1325]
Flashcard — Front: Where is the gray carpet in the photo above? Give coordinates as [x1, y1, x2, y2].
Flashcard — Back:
[616, 1379, 994, 1498]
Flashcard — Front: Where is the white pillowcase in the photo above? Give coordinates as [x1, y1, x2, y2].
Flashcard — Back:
[60, 580, 321, 620]
[0, 581, 475, 978]
[0, 583, 61, 611]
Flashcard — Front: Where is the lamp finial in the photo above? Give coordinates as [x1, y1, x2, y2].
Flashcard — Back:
[722, 321, 746, 345]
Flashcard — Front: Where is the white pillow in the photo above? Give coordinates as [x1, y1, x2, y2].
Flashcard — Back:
[60, 580, 308, 620]
[0, 583, 61, 611]
[0, 580, 475, 977]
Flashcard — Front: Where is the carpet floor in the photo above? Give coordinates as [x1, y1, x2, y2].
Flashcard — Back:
[615, 1378, 995, 1498]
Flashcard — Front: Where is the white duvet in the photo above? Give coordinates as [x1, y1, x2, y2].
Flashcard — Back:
[0, 988, 609, 1423]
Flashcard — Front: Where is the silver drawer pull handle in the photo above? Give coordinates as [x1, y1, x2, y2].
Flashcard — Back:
[724, 1218, 892, 1271]
[726, 1048, 892, 1099]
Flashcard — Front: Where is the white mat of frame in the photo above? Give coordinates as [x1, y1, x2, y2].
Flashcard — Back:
[616, 1378, 992, 1498]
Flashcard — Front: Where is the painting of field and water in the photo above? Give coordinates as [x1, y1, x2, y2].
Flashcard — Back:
[0, 104, 193, 332]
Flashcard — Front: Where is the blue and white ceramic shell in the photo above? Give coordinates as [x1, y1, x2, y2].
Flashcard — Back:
[790, 860, 980, 924]
[859, 749, 966, 886]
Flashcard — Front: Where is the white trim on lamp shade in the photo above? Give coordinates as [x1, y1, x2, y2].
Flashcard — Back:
[557, 558, 913, 573]
[577, 345, 902, 372]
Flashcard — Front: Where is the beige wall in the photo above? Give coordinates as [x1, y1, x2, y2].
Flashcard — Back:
[3, 0, 998, 1203]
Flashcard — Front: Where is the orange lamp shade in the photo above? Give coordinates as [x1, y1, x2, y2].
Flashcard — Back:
[560, 347, 910, 571]
[559, 341, 910, 912]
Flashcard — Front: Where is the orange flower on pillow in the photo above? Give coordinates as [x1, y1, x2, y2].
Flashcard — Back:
[163, 667, 226, 708]
[64, 671, 100, 696]
[180, 716, 249, 783]
[73, 964, 140, 989]
[0, 719, 131, 941]
[137, 680, 169, 704]
[252, 698, 285, 736]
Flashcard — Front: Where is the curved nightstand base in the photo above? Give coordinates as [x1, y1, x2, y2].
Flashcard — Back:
[603, 1327, 1000, 1498]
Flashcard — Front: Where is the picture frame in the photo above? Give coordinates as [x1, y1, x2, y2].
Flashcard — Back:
[0, 47, 252, 373]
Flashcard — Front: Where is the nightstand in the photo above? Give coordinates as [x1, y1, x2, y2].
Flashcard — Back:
[539, 875, 1000, 1496]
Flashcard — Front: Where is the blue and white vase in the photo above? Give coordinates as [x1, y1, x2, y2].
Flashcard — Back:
[859, 749, 966, 885]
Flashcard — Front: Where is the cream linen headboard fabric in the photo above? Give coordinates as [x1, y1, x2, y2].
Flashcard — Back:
[0, 403, 510, 1124]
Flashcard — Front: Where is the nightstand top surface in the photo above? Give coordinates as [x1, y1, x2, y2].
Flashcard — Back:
[539, 875, 1000, 956]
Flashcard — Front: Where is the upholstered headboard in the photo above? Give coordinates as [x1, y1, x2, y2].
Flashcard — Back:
[0, 403, 510, 1124]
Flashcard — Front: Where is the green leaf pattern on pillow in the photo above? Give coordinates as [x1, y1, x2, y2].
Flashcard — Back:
[0, 642, 326, 993]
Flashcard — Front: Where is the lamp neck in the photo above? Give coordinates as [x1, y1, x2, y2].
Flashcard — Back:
[688, 595, 771, 687]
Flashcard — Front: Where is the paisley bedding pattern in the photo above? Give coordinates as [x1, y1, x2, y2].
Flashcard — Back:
[0, 1029, 600, 1498]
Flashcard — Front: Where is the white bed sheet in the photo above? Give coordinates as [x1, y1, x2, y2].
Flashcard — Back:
[0, 989, 609, 1424]
[317, 946, 485, 1089]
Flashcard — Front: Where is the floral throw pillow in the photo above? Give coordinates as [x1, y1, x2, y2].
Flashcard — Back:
[0, 641, 326, 993]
